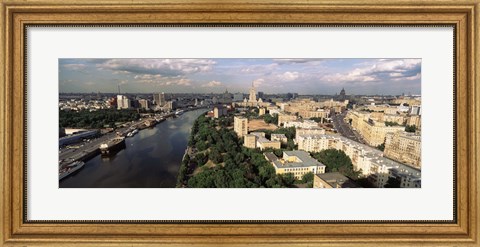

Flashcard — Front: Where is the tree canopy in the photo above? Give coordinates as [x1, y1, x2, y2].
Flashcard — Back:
[59, 109, 140, 128]
[311, 149, 359, 179]
[384, 121, 399, 126]
[405, 125, 417, 133]
[376, 143, 385, 151]
[179, 113, 298, 188]
[263, 113, 278, 124]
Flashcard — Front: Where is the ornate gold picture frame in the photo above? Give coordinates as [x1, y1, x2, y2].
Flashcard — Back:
[1, 0, 478, 245]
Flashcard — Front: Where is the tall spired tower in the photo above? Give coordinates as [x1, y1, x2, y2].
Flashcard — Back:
[248, 81, 257, 103]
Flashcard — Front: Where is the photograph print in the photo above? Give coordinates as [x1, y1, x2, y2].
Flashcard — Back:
[58, 58, 422, 188]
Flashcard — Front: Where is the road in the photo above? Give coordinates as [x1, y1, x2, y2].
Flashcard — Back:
[59, 130, 121, 165]
[331, 111, 366, 144]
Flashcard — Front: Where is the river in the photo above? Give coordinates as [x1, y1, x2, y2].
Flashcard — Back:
[59, 109, 205, 188]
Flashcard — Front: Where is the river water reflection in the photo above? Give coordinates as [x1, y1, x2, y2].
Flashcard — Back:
[59, 109, 205, 188]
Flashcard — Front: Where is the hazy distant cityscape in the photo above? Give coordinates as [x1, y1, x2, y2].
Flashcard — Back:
[58, 58, 421, 188]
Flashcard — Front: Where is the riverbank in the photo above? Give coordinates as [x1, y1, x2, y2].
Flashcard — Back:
[60, 109, 206, 188]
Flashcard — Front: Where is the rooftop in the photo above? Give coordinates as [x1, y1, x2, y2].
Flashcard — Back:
[316, 172, 359, 188]
[264, 152, 279, 162]
[257, 136, 273, 144]
[278, 150, 326, 168]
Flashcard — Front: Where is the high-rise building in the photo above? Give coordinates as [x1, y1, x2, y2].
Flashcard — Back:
[248, 81, 257, 103]
[164, 101, 177, 111]
[234, 116, 248, 137]
[139, 99, 149, 110]
[258, 91, 264, 99]
[117, 95, 131, 110]
[117, 95, 124, 109]
[213, 106, 227, 118]
[339, 88, 346, 100]
[154, 92, 166, 106]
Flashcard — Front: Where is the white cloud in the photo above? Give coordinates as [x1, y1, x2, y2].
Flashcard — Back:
[393, 72, 421, 81]
[161, 78, 192, 86]
[202, 80, 222, 87]
[97, 59, 216, 77]
[240, 63, 278, 74]
[62, 64, 87, 70]
[134, 74, 162, 80]
[132, 74, 193, 86]
[253, 78, 265, 87]
[176, 78, 192, 86]
[277, 71, 300, 81]
[272, 59, 325, 64]
[323, 59, 421, 83]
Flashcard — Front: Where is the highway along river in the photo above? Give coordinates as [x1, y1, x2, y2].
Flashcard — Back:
[59, 109, 206, 188]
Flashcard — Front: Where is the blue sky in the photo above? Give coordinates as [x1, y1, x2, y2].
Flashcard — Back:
[59, 58, 421, 95]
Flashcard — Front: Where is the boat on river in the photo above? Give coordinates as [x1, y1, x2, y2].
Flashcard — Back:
[100, 137, 126, 156]
[59, 161, 85, 180]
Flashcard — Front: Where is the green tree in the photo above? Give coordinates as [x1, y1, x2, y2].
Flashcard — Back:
[301, 172, 314, 183]
[311, 149, 357, 178]
[263, 113, 278, 124]
[279, 173, 296, 187]
[59, 109, 141, 128]
[182, 113, 288, 188]
[286, 139, 296, 150]
[384, 121, 399, 126]
[405, 125, 417, 133]
[272, 127, 296, 140]
[195, 141, 207, 151]
[195, 152, 208, 167]
[209, 148, 223, 164]
[376, 143, 385, 151]
[301, 172, 314, 188]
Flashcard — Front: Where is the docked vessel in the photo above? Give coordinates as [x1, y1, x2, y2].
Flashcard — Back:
[126, 129, 138, 137]
[100, 137, 126, 156]
[175, 109, 184, 115]
[59, 161, 85, 180]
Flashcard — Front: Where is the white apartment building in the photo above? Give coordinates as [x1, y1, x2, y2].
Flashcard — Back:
[296, 133, 421, 188]
[284, 120, 319, 129]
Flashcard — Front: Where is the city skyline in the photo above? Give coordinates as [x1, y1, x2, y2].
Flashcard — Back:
[59, 58, 421, 95]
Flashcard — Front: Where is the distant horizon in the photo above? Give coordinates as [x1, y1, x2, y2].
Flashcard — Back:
[58, 91, 421, 97]
[59, 58, 421, 95]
